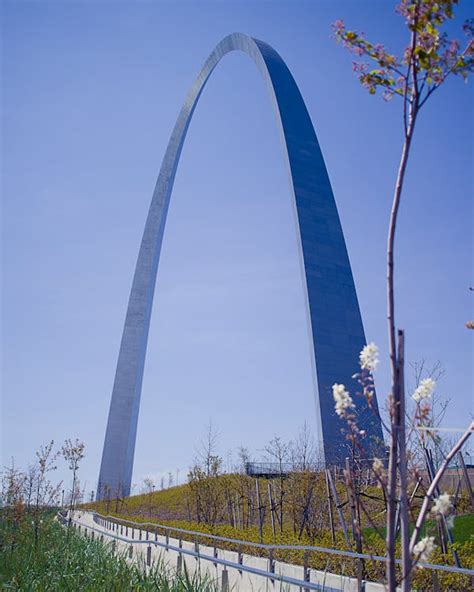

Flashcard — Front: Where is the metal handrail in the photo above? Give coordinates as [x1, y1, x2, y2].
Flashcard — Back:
[66, 513, 338, 591]
[89, 511, 474, 577]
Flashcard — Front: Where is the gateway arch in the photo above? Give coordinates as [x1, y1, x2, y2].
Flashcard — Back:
[97, 33, 384, 500]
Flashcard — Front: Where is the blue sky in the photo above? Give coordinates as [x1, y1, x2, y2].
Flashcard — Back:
[2, 0, 473, 496]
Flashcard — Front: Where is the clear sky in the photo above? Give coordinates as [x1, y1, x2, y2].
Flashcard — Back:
[2, 0, 473, 496]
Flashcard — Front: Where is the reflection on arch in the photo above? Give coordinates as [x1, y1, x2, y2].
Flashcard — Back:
[97, 33, 383, 500]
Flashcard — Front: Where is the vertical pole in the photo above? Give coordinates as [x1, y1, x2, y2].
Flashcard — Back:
[267, 482, 276, 541]
[458, 452, 474, 508]
[255, 478, 263, 543]
[177, 554, 182, 574]
[325, 469, 336, 544]
[397, 330, 412, 591]
[345, 458, 364, 591]
[303, 550, 310, 592]
[268, 548, 275, 584]
[327, 468, 351, 548]
[235, 495, 241, 529]
[425, 447, 461, 566]
[221, 568, 229, 592]
[146, 545, 151, 566]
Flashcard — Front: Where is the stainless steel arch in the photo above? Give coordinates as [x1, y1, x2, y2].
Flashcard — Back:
[97, 33, 384, 500]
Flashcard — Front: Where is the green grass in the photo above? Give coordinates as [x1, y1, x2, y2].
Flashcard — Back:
[362, 513, 474, 544]
[0, 512, 219, 591]
[451, 513, 474, 543]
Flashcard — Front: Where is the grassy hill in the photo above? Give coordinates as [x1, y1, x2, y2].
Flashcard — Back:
[83, 476, 473, 589]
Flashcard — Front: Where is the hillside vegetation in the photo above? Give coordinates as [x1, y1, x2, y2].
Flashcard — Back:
[84, 472, 473, 590]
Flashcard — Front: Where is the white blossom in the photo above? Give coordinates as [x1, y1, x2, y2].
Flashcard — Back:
[372, 457, 384, 472]
[359, 342, 379, 372]
[412, 377, 436, 402]
[413, 536, 436, 563]
[432, 492, 452, 516]
[332, 383, 354, 417]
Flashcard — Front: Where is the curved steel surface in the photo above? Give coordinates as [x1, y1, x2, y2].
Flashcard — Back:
[97, 33, 383, 500]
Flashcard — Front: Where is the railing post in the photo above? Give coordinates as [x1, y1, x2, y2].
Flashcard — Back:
[147, 545, 152, 566]
[222, 568, 229, 592]
[238, 547, 243, 575]
[304, 550, 310, 592]
[213, 545, 218, 567]
[177, 553, 182, 574]
[166, 530, 169, 550]
[268, 548, 275, 584]
[129, 544, 133, 558]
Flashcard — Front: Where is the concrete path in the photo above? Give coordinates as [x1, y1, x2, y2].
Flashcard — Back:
[69, 511, 387, 592]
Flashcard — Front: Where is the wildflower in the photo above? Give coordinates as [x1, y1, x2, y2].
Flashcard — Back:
[332, 383, 354, 417]
[432, 493, 452, 516]
[372, 458, 384, 472]
[413, 536, 436, 563]
[359, 342, 379, 372]
[412, 378, 436, 402]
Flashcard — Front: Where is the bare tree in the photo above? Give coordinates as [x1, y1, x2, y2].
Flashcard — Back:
[141, 477, 155, 517]
[237, 446, 251, 474]
[291, 422, 318, 471]
[264, 435, 291, 532]
[141, 476, 155, 495]
[33, 441, 62, 542]
[61, 438, 85, 525]
[188, 422, 223, 525]
[24, 464, 37, 511]
[197, 420, 221, 477]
